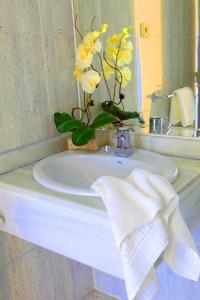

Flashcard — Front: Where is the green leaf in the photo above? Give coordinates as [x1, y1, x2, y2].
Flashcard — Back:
[102, 102, 140, 121]
[54, 112, 84, 133]
[54, 112, 72, 127]
[91, 112, 117, 129]
[72, 125, 95, 146]
[57, 119, 83, 133]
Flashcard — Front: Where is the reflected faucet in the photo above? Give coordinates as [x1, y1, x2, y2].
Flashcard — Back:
[151, 91, 200, 137]
[104, 127, 134, 157]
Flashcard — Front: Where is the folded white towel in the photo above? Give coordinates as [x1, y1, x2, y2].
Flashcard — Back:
[169, 87, 195, 127]
[91, 169, 200, 300]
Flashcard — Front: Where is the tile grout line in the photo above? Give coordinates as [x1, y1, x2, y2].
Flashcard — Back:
[37, 0, 53, 136]
[0, 245, 37, 272]
[70, 0, 82, 112]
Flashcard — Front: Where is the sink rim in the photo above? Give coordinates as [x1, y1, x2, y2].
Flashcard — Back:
[33, 148, 179, 196]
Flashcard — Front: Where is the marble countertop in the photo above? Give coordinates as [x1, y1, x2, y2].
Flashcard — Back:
[0, 143, 199, 278]
[0, 155, 199, 215]
[0, 154, 199, 210]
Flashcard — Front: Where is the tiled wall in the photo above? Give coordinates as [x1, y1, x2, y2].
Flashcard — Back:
[0, 226, 200, 300]
[162, 0, 195, 91]
[0, 231, 94, 300]
[0, 0, 141, 155]
[0, 0, 78, 154]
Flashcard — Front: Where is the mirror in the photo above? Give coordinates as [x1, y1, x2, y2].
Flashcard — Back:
[134, 0, 200, 138]
[74, 0, 199, 139]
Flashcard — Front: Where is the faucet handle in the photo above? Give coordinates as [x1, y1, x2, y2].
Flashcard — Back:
[116, 126, 132, 149]
[103, 126, 134, 157]
[103, 145, 112, 153]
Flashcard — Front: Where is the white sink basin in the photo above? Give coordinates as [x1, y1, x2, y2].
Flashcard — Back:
[33, 149, 178, 196]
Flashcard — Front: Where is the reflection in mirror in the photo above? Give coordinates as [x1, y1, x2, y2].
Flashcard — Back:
[136, 0, 199, 138]
[74, 0, 200, 138]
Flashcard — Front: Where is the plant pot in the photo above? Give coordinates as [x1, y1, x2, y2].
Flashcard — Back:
[66, 129, 109, 151]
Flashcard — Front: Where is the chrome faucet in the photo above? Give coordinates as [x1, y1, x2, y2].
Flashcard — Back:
[151, 91, 200, 137]
[104, 126, 134, 157]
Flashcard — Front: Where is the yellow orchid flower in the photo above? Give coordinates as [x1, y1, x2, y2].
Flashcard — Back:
[118, 67, 132, 87]
[74, 23, 134, 95]
[80, 70, 101, 94]
[92, 23, 109, 37]
[83, 32, 102, 54]
[74, 64, 84, 82]
[122, 27, 129, 38]
[106, 26, 134, 52]
[121, 40, 133, 51]
[116, 50, 132, 67]
[76, 28, 105, 69]
[76, 42, 93, 69]
[105, 34, 121, 59]
[122, 25, 135, 37]
[102, 60, 115, 80]
[106, 33, 123, 48]
[101, 23, 109, 33]
[105, 31, 133, 66]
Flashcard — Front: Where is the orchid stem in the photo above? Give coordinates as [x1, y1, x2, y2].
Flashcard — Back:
[97, 53, 112, 101]
[113, 33, 125, 102]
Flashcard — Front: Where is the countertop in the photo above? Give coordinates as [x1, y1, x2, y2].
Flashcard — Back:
[0, 154, 199, 278]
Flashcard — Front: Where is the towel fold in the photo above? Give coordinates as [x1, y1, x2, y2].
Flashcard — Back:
[169, 87, 195, 127]
[91, 169, 200, 300]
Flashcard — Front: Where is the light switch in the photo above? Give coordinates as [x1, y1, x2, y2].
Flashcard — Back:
[140, 23, 150, 38]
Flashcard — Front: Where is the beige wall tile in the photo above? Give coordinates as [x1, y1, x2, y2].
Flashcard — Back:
[0, 267, 13, 300]
[0, 0, 78, 154]
[0, 232, 35, 269]
[0, 32, 51, 152]
[163, 0, 195, 38]
[163, 36, 195, 90]
[2, 246, 93, 300]
[6, 234, 35, 262]
[0, 0, 40, 33]
[38, 0, 73, 34]
[42, 33, 78, 132]
[0, 232, 11, 268]
[73, 0, 102, 35]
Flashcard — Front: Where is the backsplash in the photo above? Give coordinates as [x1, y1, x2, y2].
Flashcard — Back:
[0, 0, 78, 153]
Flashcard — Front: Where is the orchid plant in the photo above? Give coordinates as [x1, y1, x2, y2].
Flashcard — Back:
[54, 19, 142, 146]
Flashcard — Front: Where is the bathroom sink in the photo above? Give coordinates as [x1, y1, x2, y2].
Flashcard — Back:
[33, 148, 178, 196]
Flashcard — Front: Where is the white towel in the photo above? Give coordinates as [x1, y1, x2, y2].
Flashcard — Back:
[91, 169, 200, 300]
[169, 87, 195, 127]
